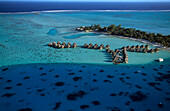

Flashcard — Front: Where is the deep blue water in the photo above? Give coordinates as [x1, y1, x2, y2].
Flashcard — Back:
[0, 2, 170, 12]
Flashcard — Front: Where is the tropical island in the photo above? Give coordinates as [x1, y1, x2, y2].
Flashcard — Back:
[76, 24, 170, 47]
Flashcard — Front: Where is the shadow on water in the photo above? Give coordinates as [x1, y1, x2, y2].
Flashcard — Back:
[100, 50, 113, 62]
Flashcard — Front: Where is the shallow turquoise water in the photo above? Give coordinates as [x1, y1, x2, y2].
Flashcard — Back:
[0, 11, 170, 67]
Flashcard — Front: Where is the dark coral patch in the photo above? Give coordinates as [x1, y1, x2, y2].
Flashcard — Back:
[118, 92, 124, 96]
[55, 75, 59, 78]
[158, 103, 164, 108]
[148, 82, 160, 87]
[40, 94, 45, 96]
[104, 80, 112, 83]
[39, 67, 43, 70]
[6, 80, 12, 83]
[68, 72, 75, 75]
[153, 68, 158, 71]
[2, 68, 8, 71]
[135, 85, 142, 89]
[23, 76, 30, 79]
[130, 91, 147, 102]
[73, 77, 82, 81]
[1, 93, 16, 98]
[93, 79, 97, 82]
[125, 101, 130, 105]
[79, 70, 82, 72]
[142, 73, 147, 76]
[80, 105, 89, 109]
[37, 89, 45, 92]
[107, 75, 114, 78]
[99, 69, 104, 72]
[126, 77, 130, 79]
[0, 77, 3, 79]
[55, 82, 64, 86]
[110, 93, 117, 96]
[40, 73, 47, 76]
[53, 102, 61, 110]
[82, 66, 86, 68]
[17, 108, 32, 111]
[5, 87, 12, 89]
[16, 83, 22, 86]
[67, 90, 86, 100]
[91, 101, 100, 105]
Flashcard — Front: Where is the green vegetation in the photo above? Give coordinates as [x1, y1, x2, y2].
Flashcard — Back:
[77, 24, 170, 47]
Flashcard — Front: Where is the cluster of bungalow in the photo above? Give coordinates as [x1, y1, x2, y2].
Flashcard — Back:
[47, 41, 160, 64]
[48, 41, 77, 48]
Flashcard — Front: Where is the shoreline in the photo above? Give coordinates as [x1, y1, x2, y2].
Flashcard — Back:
[93, 32, 170, 51]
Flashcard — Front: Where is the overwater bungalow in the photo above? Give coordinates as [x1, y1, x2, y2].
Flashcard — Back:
[73, 43, 77, 48]
[140, 45, 145, 49]
[68, 42, 71, 45]
[67, 44, 71, 48]
[62, 42, 66, 45]
[88, 45, 92, 48]
[58, 44, 61, 48]
[150, 49, 155, 53]
[131, 45, 136, 49]
[99, 45, 103, 50]
[84, 43, 88, 48]
[106, 45, 110, 49]
[106, 49, 111, 52]
[130, 48, 135, 52]
[142, 49, 147, 53]
[88, 43, 93, 48]
[122, 46, 126, 50]
[110, 50, 114, 54]
[136, 48, 141, 52]
[126, 46, 130, 50]
[57, 41, 61, 44]
[52, 42, 56, 47]
[61, 45, 65, 48]
[136, 45, 140, 49]
[109, 50, 114, 54]
[93, 44, 98, 49]
[48, 43, 52, 46]
[155, 48, 159, 52]
[115, 49, 119, 53]
[145, 45, 149, 49]
[112, 52, 116, 58]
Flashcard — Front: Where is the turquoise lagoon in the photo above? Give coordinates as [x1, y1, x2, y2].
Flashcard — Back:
[0, 11, 170, 66]
[0, 11, 170, 111]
